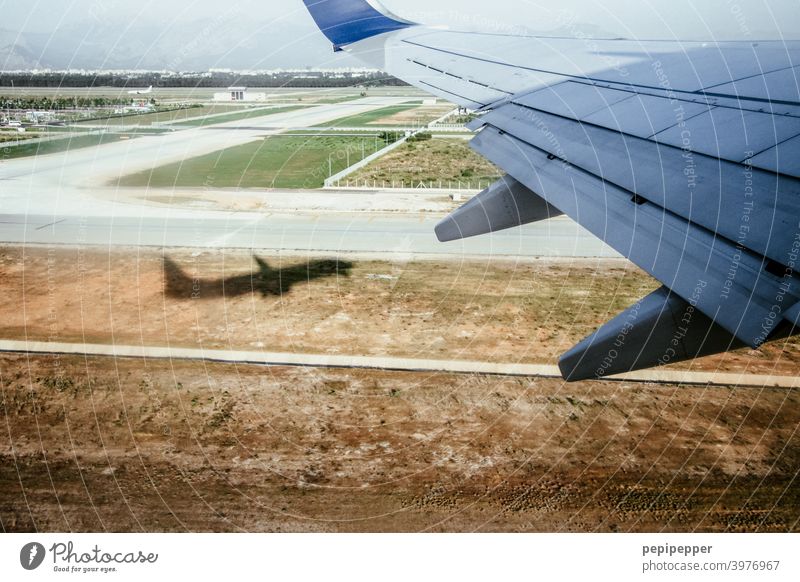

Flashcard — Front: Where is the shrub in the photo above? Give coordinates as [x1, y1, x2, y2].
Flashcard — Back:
[407, 131, 432, 142]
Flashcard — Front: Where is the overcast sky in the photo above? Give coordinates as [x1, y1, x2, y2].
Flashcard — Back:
[2, 0, 798, 64]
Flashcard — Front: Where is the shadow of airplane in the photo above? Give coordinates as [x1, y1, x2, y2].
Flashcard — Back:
[163, 256, 353, 300]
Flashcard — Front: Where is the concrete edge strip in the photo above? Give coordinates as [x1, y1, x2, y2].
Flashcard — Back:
[0, 340, 797, 388]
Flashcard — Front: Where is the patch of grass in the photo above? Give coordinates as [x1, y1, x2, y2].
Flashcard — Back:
[327, 104, 420, 127]
[115, 135, 387, 189]
[26, 125, 95, 133]
[119, 127, 174, 135]
[37, 125, 171, 135]
[372, 105, 454, 127]
[287, 129, 380, 135]
[305, 95, 363, 105]
[77, 104, 248, 127]
[451, 113, 479, 124]
[41, 376, 76, 393]
[407, 132, 432, 142]
[173, 105, 306, 127]
[0, 133, 140, 160]
[347, 137, 501, 187]
[0, 132, 38, 143]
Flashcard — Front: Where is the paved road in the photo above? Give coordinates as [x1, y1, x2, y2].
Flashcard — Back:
[2, 340, 796, 388]
[0, 212, 616, 258]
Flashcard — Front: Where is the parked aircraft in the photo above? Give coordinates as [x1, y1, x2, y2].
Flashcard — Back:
[127, 86, 153, 95]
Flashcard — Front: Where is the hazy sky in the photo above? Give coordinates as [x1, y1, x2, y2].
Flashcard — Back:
[3, 0, 798, 35]
[2, 0, 798, 63]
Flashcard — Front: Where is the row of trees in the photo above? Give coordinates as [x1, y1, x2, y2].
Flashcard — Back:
[0, 71, 408, 89]
[0, 96, 138, 110]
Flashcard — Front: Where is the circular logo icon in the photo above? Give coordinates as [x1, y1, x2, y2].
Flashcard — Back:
[20, 542, 46, 570]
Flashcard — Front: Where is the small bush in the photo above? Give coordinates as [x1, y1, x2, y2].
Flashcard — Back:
[378, 131, 403, 145]
[407, 131, 432, 142]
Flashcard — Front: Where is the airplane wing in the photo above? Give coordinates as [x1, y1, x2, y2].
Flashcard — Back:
[302, 0, 800, 380]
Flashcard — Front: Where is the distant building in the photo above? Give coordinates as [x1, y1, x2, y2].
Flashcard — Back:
[213, 86, 267, 102]
[24, 111, 57, 123]
[113, 105, 155, 115]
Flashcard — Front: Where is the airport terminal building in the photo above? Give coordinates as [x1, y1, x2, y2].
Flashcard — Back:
[213, 86, 267, 102]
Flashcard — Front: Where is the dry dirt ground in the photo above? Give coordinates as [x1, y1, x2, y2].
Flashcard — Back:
[1, 246, 798, 532]
[1, 246, 798, 375]
[1, 354, 799, 533]
[368, 105, 454, 126]
[347, 138, 502, 187]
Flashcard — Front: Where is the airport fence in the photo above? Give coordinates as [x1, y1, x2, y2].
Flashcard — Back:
[322, 108, 472, 188]
[427, 123, 472, 132]
[325, 178, 487, 191]
[323, 131, 413, 187]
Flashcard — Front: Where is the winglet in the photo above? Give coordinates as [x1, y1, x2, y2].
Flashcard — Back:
[302, 0, 416, 51]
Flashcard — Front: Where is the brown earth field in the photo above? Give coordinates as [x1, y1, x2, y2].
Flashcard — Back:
[368, 104, 454, 126]
[0, 246, 798, 375]
[347, 138, 502, 187]
[1, 245, 799, 532]
[1, 353, 799, 532]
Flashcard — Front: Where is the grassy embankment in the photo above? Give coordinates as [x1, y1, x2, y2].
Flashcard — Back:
[0, 132, 141, 160]
[347, 137, 501, 187]
[76, 104, 250, 127]
[115, 134, 390, 189]
[172, 105, 306, 127]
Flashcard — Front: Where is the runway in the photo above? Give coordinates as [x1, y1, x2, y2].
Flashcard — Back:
[0, 95, 617, 259]
[0, 212, 616, 258]
[0, 96, 411, 217]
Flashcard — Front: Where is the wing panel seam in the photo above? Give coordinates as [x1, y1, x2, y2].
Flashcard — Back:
[503, 99, 796, 176]
[401, 38, 800, 109]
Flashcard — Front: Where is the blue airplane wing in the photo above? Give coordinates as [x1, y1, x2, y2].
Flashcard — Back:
[302, 0, 800, 380]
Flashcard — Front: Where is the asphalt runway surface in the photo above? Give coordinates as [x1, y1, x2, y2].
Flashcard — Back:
[0, 95, 616, 259]
[0, 212, 615, 258]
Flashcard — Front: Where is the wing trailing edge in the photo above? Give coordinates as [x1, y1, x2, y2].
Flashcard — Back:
[301, 0, 415, 51]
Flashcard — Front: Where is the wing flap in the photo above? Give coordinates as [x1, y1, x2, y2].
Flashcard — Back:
[581, 93, 710, 138]
[709, 65, 800, 103]
[652, 108, 800, 163]
[750, 135, 800, 176]
[470, 124, 800, 347]
[473, 102, 800, 267]
[492, 81, 800, 177]
[511, 81, 635, 119]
